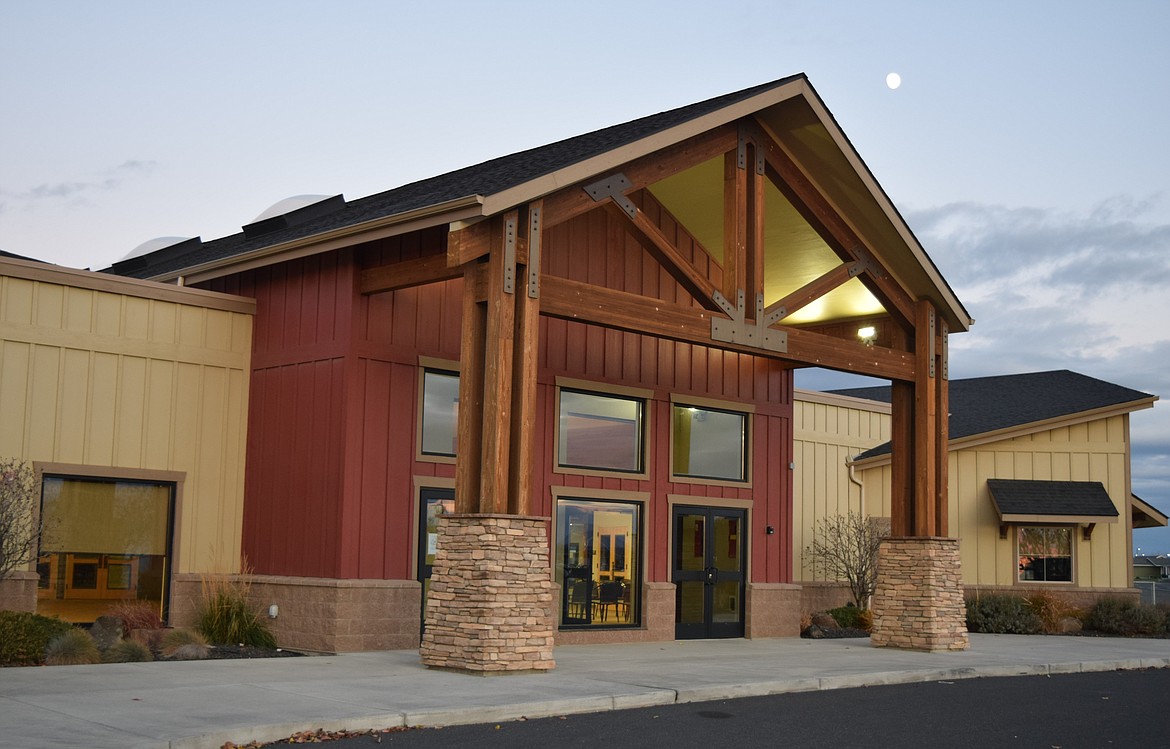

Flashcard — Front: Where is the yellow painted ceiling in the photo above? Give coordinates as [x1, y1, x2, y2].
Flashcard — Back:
[646, 155, 885, 324]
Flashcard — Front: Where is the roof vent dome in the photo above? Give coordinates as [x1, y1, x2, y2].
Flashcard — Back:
[120, 236, 193, 262]
[249, 195, 334, 223]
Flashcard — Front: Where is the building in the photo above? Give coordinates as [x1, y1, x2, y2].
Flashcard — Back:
[80, 74, 973, 663]
[794, 370, 1165, 610]
[0, 255, 254, 620]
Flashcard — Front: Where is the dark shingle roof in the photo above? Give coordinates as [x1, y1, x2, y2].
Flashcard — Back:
[108, 75, 804, 280]
[840, 370, 1155, 461]
[988, 479, 1119, 519]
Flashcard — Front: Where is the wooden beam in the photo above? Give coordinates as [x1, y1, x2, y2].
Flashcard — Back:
[743, 119, 917, 329]
[747, 142, 765, 309]
[447, 219, 493, 267]
[935, 319, 950, 536]
[913, 299, 939, 537]
[455, 263, 486, 514]
[478, 213, 518, 514]
[542, 124, 739, 229]
[763, 261, 861, 324]
[606, 202, 724, 313]
[508, 202, 542, 515]
[359, 253, 460, 295]
[541, 275, 915, 380]
[722, 149, 747, 304]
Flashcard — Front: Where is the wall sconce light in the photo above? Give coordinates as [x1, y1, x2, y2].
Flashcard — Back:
[857, 325, 877, 347]
[268, 604, 279, 619]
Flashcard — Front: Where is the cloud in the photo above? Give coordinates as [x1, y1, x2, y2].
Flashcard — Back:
[12, 160, 158, 203]
[910, 197, 1170, 535]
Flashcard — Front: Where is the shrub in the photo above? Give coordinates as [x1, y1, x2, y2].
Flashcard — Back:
[0, 610, 74, 666]
[103, 639, 154, 663]
[827, 604, 870, 630]
[160, 627, 210, 658]
[1084, 597, 1166, 636]
[44, 629, 101, 666]
[106, 600, 164, 638]
[965, 594, 1042, 634]
[196, 570, 276, 648]
[1025, 591, 1077, 634]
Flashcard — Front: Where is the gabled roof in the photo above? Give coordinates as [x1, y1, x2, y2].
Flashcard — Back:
[988, 479, 1119, 522]
[841, 370, 1157, 462]
[100, 74, 971, 330]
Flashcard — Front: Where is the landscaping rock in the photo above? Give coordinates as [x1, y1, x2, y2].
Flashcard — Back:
[805, 624, 827, 638]
[89, 616, 124, 650]
[1057, 616, 1083, 634]
[811, 612, 839, 629]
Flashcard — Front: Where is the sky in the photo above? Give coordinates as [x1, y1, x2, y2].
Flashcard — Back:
[2, 2, 1169, 547]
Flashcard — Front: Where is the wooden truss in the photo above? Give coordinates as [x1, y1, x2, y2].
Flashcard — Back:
[360, 118, 950, 537]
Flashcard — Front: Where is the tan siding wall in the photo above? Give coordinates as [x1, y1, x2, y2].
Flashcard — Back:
[860, 414, 1133, 590]
[792, 392, 890, 580]
[0, 262, 253, 575]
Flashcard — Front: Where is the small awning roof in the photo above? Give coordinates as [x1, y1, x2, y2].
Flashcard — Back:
[1132, 494, 1169, 529]
[988, 479, 1119, 524]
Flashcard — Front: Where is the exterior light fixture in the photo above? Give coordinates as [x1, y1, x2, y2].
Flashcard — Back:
[857, 326, 877, 347]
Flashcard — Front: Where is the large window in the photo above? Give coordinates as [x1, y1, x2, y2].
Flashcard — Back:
[556, 498, 641, 628]
[38, 476, 175, 623]
[1018, 526, 1073, 582]
[558, 389, 645, 474]
[672, 403, 748, 482]
[420, 369, 459, 457]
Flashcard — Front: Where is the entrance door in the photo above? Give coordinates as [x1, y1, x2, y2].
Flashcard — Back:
[673, 506, 746, 639]
[418, 487, 456, 631]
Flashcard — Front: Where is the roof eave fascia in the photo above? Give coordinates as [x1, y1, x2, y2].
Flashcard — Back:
[794, 387, 892, 413]
[478, 78, 810, 218]
[996, 513, 1119, 524]
[147, 195, 486, 286]
[846, 396, 1159, 470]
[1132, 495, 1170, 527]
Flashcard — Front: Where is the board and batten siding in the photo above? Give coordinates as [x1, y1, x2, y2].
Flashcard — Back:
[859, 414, 1134, 590]
[791, 390, 891, 580]
[0, 257, 254, 575]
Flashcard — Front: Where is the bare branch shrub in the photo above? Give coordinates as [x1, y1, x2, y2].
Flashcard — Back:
[0, 458, 41, 580]
[804, 512, 890, 609]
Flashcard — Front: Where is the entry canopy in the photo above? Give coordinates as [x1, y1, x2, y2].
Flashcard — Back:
[988, 479, 1120, 524]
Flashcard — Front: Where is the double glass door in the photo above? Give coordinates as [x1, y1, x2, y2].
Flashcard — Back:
[673, 506, 746, 639]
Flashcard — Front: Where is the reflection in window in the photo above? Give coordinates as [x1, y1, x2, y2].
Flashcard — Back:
[1018, 526, 1073, 582]
[421, 370, 459, 456]
[558, 390, 644, 473]
[556, 498, 640, 628]
[38, 477, 174, 624]
[672, 404, 748, 481]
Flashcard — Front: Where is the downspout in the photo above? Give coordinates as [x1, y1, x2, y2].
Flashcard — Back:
[846, 456, 870, 608]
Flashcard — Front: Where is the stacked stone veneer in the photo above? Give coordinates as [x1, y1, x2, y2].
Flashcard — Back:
[420, 514, 555, 673]
[871, 537, 969, 652]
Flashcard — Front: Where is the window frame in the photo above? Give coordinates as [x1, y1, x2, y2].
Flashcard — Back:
[668, 394, 753, 487]
[1015, 524, 1075, 585]
[416, 357, 460, 464]
[552, 490, 646, 630]
[553, 378, 652, 480]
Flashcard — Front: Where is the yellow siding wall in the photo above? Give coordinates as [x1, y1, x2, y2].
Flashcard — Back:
[860, 415, 1133, 590]
[792, 391, 890, 580]
[0, 261, 253, 575]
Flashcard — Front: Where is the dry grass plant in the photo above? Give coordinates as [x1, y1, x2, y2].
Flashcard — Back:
[161, 627, 210, 658]
[103, 639, 154, 663]
[197, 561, 276, 648]
[44, 628, 101, 666]
[106, 600, 164, 637]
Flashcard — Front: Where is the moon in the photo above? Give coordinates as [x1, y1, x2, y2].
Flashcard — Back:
[886, 72, 902, 90]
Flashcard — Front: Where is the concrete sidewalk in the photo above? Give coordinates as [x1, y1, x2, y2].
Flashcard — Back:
[4, 634, 1170, 749]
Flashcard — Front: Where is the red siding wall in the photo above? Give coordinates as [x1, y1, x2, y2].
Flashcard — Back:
[204, 206, 793, 584]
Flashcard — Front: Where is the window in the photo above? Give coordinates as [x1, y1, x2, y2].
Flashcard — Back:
[558, 389, 645, 473]
[420, 369, 459, 457]
[672, 404, 748, 482]
[556, 498, 641, 628]
[1018, 526, 1073, 582]
[38, 476, 175, 623]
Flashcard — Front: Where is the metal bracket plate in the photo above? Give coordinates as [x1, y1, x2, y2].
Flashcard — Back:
[584, 173, 637, 220]
[503, 216, 516, 294]
[709, 288, 788, 353]
[527, 205, 542, 299]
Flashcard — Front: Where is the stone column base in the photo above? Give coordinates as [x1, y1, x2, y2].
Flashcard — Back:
[745, 583, 802, 638]
[871, 537, 968, 652]
[420, 514, 555, 673]
[0, 570, 36, 613]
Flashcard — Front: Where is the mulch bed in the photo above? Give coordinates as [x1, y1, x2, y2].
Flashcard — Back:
[200, 644, 304, 660]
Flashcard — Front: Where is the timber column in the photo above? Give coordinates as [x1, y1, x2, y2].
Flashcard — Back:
[420, 205, 555, 673]
[871, 300, 968, 651]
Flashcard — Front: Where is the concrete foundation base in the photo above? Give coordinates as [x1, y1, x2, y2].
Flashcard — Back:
[871, 537, 969, 652]
[420, 514, 555, 673]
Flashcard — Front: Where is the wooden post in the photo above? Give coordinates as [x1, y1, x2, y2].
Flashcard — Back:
[478, 212, 518, 514]
[454, 263, 486, 514]
[722, 149, 747, 304]
[913, 300, 938, 537]
[508, 202, 542, 515]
